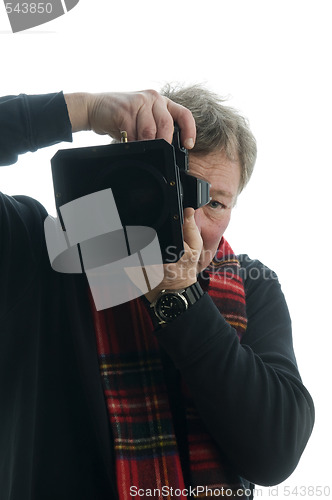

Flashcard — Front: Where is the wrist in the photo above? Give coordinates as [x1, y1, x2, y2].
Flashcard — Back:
[148, 281, 204, 328]
[64, 92, 90, 133]
[145, 279, 197, 303]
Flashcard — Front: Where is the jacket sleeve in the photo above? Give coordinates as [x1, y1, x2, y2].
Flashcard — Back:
[0, 92, 72, 166]
[0, 92, 72, 317]
[155, 258, 314, 487]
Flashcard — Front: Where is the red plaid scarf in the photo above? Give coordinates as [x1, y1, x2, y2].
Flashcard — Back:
[91, 238, 247, 499]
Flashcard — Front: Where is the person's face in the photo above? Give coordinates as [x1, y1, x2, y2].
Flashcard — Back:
[189, 151, 241, 272]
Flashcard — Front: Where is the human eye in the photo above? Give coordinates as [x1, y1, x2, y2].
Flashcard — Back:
[208, 200, 227, 210]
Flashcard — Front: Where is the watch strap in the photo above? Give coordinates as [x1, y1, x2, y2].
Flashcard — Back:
[182, 280, 204, 305]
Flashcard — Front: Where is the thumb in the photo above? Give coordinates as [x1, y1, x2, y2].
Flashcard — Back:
[182, 208, 202, 252]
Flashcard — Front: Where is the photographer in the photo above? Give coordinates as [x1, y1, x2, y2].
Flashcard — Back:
[0, 88, 314, 500]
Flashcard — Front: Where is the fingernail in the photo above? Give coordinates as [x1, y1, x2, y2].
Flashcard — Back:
[184, 138, 194, 149]
[186, 208, 195, 219]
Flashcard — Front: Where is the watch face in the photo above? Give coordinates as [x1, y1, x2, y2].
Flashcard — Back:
[156, 293, 187, 322]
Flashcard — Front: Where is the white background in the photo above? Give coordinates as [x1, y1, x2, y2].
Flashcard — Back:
[1, 1, 331, 498]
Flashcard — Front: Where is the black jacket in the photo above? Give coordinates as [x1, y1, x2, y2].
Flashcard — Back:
[0, 93, 314, 500]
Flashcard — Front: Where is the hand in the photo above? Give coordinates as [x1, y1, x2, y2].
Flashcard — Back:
[145, 207, 203, 302]
[64, 90, 196, 149]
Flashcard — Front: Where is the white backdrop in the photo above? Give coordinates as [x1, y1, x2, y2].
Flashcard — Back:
[1, 1, 331, 498]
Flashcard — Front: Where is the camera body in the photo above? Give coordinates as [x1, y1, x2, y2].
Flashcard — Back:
[51, 128, 210, 263]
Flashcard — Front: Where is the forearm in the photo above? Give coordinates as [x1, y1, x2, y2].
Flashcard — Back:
[0, 89, 196, 168]
[155, 293, 314, 486]
[0, 92, 72, 166]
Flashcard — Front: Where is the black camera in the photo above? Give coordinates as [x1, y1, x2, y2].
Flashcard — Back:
[51, 127, 210, 263]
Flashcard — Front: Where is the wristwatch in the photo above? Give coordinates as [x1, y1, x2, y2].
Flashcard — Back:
[149, 281, 204, 327]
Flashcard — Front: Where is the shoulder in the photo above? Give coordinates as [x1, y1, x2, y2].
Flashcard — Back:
[237, 253, 280, 294]
[237, 254, 292, 344]
[0, 192, 48, 220]
[0, 193, 48, 261]
[237, 254, 290, 324]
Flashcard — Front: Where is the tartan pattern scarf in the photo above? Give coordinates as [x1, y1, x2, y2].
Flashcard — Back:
[90, 238, 247, 499]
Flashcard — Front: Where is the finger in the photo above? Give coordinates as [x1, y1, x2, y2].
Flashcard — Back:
[182, 208, 202, 253]
[152, 98, 175, 144]
[166, 99, 196, 150]
[136, 104, 157, 141]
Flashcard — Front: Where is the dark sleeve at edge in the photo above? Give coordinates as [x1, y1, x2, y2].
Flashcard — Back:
[155, 258, 315, 486]
[0, 92, 72, 166]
